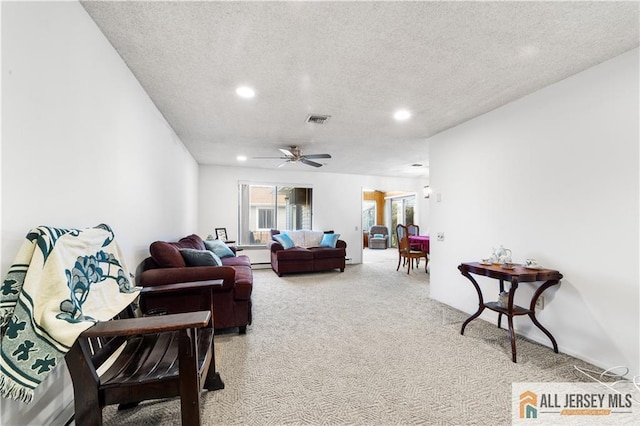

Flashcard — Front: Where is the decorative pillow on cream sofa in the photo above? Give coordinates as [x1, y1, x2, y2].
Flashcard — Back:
[320, 233, 341, 248]
[273, 233, 296, 249]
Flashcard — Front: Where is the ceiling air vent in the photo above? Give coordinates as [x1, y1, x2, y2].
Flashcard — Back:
[306, 114, 331, 124]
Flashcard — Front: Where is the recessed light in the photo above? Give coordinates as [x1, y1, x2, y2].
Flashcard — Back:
[236, 155, 247, 161]
[236, 86, 255, 98]
[394, 109, 411, 121]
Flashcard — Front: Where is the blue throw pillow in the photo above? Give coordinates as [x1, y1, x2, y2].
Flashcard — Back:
[179, 248, 222, 266]
[320, 233, 340, 248]
[204, 239, 235, 258]
[273, 233, 296, 249]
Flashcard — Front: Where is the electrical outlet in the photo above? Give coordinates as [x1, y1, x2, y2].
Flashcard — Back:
[535, 296, 544, 310]
[437, 232, 444, 241]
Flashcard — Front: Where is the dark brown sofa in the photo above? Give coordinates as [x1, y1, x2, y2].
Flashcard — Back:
[267, 229, 347, 277]
[136, 234, 252, 333]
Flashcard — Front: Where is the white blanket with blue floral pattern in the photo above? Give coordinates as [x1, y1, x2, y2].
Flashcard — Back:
[0, 224, 140, 403]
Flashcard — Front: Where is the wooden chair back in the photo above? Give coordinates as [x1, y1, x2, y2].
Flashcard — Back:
[397, 233, 410, 253]
[395, 224, 407, 245]
[406, 224, 421, 250]
[406, 224, 419, 237]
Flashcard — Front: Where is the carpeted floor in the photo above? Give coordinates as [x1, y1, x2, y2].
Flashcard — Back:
[102, 249, 599, 425]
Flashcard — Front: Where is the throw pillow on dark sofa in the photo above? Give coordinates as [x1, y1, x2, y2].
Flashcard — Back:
[204, 239, 235, 258]
[180, 248, 222, 267]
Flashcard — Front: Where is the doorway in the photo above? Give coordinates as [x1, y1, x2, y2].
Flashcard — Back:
[362, 189, 416, 256]
[362, 190, 385, 249]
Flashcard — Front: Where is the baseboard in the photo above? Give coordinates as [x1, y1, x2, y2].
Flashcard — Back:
[250, 263, 271, 270]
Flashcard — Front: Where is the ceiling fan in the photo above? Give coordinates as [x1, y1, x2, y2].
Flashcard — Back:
[253, 146, 332, 168]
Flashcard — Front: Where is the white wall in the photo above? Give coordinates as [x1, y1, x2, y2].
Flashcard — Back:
[1, 2, 198, 424]
[199, 165, 425, 264]
[418, 186, 431, 235]
[429, 49, 639, 376]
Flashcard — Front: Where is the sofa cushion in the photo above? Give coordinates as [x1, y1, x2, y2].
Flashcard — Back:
[320, 233, 340, 248]
[273, 233, 296, 249]
[150, 241, 186, 268]
[312, 246, 347, 259]
[221, 255, 252, 268]
[178, 234, 206, 250]
[180, 248, 222, 267]
[204, 239, 235, 258]
[275, 247, 314, 261]
[218, 255, 252, 299]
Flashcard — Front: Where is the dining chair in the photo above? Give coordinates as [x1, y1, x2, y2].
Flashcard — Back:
[407, 223, 420, 251]
[395, 224, 428, 274]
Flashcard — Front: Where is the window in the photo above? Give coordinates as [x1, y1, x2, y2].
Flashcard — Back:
[238, 183, 313, 245]
[257, 208, 274, 229]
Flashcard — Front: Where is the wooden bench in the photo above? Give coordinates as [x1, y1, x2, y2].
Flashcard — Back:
[65, 306, 224, 425]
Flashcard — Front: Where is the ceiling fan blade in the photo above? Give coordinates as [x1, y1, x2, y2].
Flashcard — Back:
[302, 153, 331, 159]
[277, 161, 289, 168]
[301, 158, 323, 167]
[279, 148, 294, 157]
[252, 156, 288, 159]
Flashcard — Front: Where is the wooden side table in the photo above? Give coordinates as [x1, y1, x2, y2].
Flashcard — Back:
[224, 240, 243, 252]
[458, 262, 563, 362]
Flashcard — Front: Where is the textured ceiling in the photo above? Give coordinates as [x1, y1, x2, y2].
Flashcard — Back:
[81, 1, 639, 179]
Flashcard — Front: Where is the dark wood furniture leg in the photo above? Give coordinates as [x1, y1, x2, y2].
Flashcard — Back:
[179, 328, 201, 425]
[506, 281, 519, 362]
[459, 267, 486, 335]
[497, 280, 505, 329]
[528, 279, 560, 353]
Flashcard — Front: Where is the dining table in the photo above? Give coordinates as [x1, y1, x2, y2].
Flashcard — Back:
[408, 235, 430, 253]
